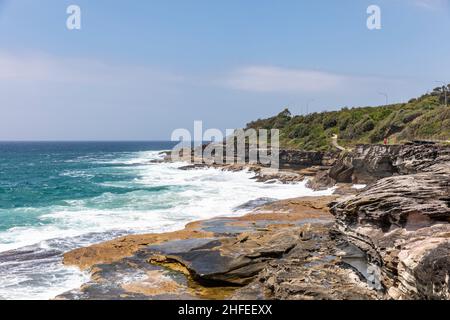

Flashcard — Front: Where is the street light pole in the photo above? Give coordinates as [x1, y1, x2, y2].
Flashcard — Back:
[378, 92, 388, 105]
[306, 99, 315, 115]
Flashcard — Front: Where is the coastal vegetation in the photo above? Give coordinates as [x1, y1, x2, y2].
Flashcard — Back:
[245, 86, 450, 150]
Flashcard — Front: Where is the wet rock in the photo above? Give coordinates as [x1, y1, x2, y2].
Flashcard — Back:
[306, 170, 336, 190]
[149, 227, 302, 286]
[233, 198, 277, 212]
[59, 238, 239, 300]
[178, 164, 209, 170]
[63, 226, 215, 270]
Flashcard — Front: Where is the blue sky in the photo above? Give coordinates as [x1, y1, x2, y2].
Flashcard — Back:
[0, 0, 449, 140]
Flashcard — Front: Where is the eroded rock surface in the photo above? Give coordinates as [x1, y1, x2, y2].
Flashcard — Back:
[230, 224, 380, 300]
[150, 225, 302, 286]
[330, 163, 450, 299]
[60, 196, 377, 300]
[60, 144, 450, 300]
[330, 144, 450, 184]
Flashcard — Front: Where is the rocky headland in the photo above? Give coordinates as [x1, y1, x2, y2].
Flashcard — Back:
[60, 143, 450, 300]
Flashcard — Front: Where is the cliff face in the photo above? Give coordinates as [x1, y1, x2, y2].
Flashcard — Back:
[279, 149, 337, 168]
[329, 147, 450, 299]
[327, 144, 450, 184]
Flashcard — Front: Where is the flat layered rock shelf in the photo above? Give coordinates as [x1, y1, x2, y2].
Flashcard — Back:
[60, 196, 379, 300]
[60, 144, 450, 300]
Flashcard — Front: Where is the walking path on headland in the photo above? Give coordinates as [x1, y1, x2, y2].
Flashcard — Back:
[331, 134, 346, 151]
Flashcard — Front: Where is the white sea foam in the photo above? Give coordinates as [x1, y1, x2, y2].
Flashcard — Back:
[0, 150, 334, 300]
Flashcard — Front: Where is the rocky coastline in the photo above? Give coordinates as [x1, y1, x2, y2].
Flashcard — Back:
[60, 143, 450, 300]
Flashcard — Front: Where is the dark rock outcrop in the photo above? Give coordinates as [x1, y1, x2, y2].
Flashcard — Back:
[279, 150, 338, 169]
[150, 226, 301, 286]
[307, 144, 450, 190]
[329, 144, 450, 184]
[168, 145, 338, 169]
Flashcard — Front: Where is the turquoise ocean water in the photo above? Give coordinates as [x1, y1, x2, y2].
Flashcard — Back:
[0, 142, 332, 299]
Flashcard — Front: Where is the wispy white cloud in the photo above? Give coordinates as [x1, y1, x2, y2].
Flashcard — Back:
[222, 66, 345, 93]
[220, 65, 403, 95]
